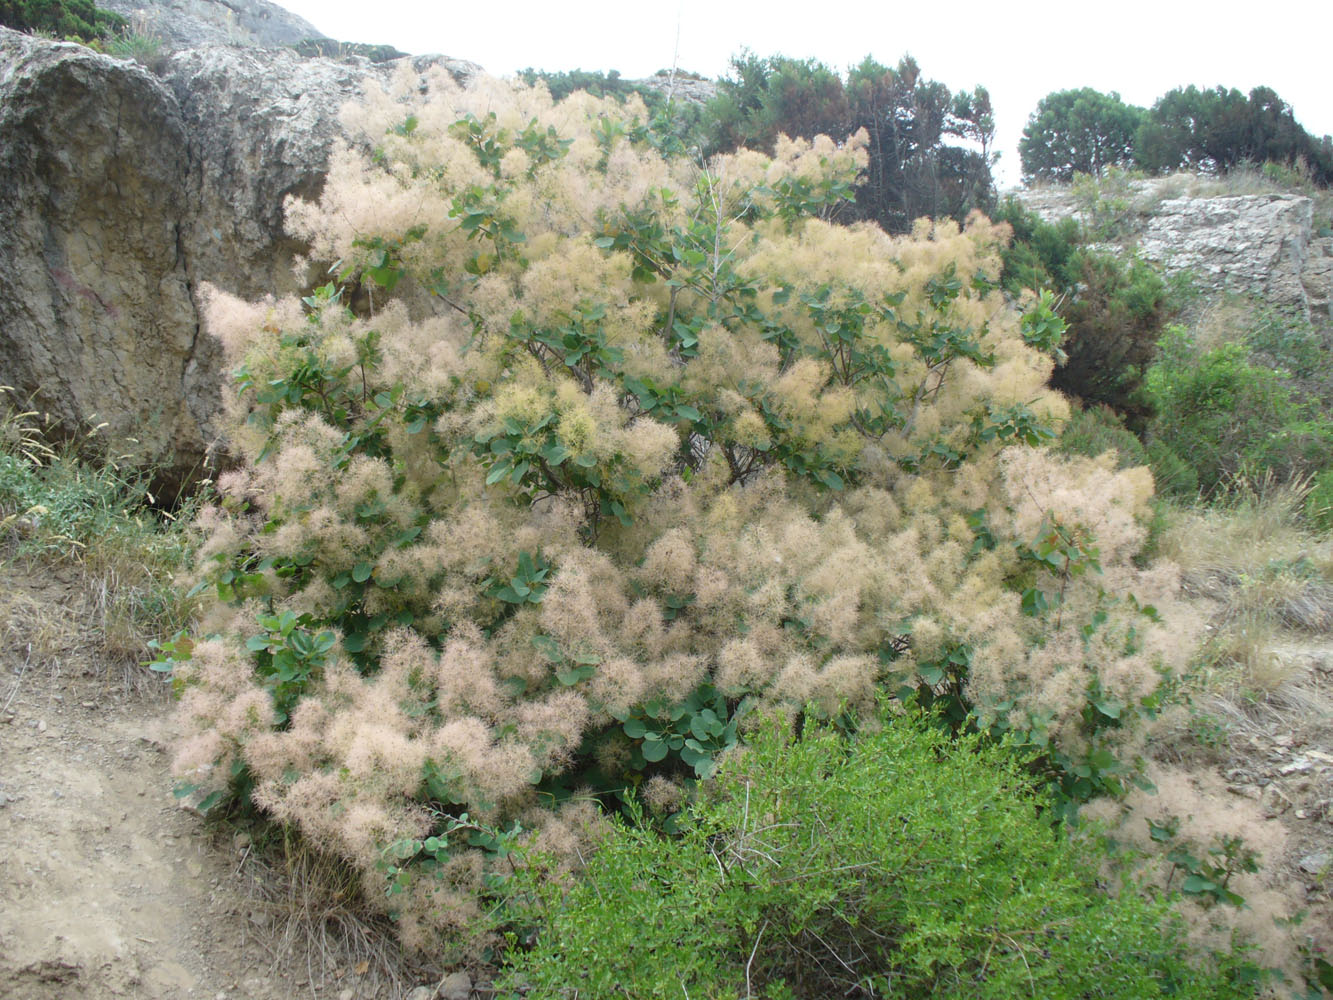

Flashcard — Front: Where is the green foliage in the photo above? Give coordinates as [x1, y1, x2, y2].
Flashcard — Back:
[1017, 288, 1068, 362]
[1019, 83, 1333, 186]
[993, 195, 1082, 292]
[1306, 469, 1333, 531]
[844, 57, 996, 232]
[995, 198, 1180, 425]
[1068, 165, 1150, 241]
[1145, 326, 1333, 497]
[1020, 88, 1145, 183]
[1055, 405, 1149, 469]
[380, 812, 524, 900]
[244, 610, 338, 725]
[1054, 249, 1178, 425]
[1135, 85, 1333, 184]
[1, 437, 153, 557]
[708, 51, 850, 156]
[0, 0, 123, 38]
[615, 683, 745, 778]
[100, 26, 165, 72]
[709, 52, 995, 233]
[1147, 816, 1261, 908]
[0, 395, 197, 666]
[288, 38, 407, 63]
[498, 709, 1260, 1000]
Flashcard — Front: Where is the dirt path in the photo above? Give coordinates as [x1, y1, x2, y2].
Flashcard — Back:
[0, 571, 299, 999]
[0, 568, 435, 1000]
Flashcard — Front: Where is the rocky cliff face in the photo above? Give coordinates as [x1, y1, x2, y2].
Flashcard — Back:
[99, 0, 325, 50]
[0, 26, 478, 492]
[1019, 178, 1333, 324]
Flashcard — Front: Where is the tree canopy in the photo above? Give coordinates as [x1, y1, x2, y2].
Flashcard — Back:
[1135, 85, 1333, 182]
[708, 53, 996, 232]
[1019, 88, 1144, 183]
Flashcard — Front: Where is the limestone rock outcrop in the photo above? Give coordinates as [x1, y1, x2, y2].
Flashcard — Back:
[99, 0, 325, 50]
[0, 25, 478, 492]
[1017, 177, 1333, 323]
[1137, 194, 1326, 319]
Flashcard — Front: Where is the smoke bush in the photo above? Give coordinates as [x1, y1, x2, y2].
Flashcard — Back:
[174, 66, 1195, 952]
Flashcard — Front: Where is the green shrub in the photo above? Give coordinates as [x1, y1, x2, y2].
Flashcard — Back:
[1145, 439, 1200, 500]
[0, 0, 124, 38]
[1145, 327, 1333, 496]
[1052, 249, 1178, 427]
[995, 199, 1179, 427]
[1306, 469, 1333, 532]
[1056, 404, 1149, 469]
[0, 400, 197, 664]
[993, 196, 1081, 294]
[497, 709, 1259, 1000]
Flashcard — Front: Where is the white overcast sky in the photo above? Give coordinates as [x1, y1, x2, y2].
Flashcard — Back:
[277, 0, 1332, 188]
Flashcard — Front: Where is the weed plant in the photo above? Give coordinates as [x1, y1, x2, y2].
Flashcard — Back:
[0, 388, 198, 676]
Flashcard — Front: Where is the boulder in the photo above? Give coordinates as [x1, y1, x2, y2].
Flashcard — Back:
[0, 24, 479, 493]
[98, 0, 325, 50]
[162, 46, 480, 302]
[1137, 194, 1315, 317]
[0, 31, 207, 493]
[1016, 176, 1332, 323]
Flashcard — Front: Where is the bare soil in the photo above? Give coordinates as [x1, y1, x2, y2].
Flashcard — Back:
[0, 567, 424, 1000]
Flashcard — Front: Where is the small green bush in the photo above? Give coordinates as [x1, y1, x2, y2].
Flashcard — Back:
[1306, 469, 1333, 532]
[1145, 439, 1200, 500]
[1145, 326, 1333, 496]
[498, 708, 1259, 1000]
[1056, 404, 1149, 469]
[993, 196, 1082, 295]
[0, 411, 197, 665]
[995, 199, 1179, 426]
[0, 0, 124, 39]
[1053, 249, 1177, 427]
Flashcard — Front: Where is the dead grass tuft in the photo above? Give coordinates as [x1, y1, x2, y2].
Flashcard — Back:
[1160, 477, 1330, 690]
[233, 827, 432, 999]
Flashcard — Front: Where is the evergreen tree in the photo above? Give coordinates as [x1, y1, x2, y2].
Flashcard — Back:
[1136, 85, 1333, 182]
[1019, 88, 1143, 183]
[708, 52, 995, 232]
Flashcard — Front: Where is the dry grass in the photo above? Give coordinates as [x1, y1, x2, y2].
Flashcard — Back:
[0, 398, 437, 993]
[0, 586, 76, 715]
[1156, 473, 1333, 717]
[1, 392, 200, 696]
[232, 827, 433, 999]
